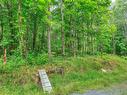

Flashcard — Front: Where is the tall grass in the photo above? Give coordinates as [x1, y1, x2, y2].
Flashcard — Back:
[0, 55, 127, 95]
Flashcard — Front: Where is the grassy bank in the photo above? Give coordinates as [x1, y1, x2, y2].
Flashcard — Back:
[0, 55, 127, 95]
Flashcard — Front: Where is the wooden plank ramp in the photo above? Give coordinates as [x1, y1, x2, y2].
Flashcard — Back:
[38, 69, 52, 93]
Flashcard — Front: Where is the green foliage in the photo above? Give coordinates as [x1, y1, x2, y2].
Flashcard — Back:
[113, 0, 127, 55]
[0, 0, 127, 94]
[1, 0, 126, 57]
[0, 56, 25, 72]
[27, 53, 48, 65]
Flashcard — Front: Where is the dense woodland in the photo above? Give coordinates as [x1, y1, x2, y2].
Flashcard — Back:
[0, 1, 127, 95]
[0, 0, 127, 59]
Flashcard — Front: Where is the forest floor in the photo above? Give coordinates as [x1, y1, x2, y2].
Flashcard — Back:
[0, 55, 127, 95]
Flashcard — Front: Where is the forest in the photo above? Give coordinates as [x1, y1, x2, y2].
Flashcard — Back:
[0, 0, 127, 58]
[0, 0, 127, 95]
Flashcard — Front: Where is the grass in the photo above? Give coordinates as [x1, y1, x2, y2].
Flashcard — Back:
[0, 54, 127, 95]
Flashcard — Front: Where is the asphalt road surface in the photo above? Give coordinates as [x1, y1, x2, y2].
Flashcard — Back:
[71, 82, 127, 95]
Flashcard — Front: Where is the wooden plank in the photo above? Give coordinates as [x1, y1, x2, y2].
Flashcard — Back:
[38, 69, 52, 93]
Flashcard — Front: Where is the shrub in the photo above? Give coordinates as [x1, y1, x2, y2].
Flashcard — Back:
[27, 53, 48, 65]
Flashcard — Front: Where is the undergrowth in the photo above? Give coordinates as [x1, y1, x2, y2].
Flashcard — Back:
[0, 54, 127, 95]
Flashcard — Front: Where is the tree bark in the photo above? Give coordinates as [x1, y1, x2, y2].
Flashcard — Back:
[33, 14, 38, 50]
[18, 0, 26, 57]
[0, 18, 3, 42]
[112, 33, 116, 54]
[60, 0, 65, 56]
[6, 1, 15, 42]
[48, 4, 51, 59]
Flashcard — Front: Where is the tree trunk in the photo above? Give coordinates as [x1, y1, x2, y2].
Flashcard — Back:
[0, 5, 3, 55]
[112, 33, 116, 54]
[18, 0, 25, 57]
[33, 14, 38, 50]
[48, 4, 51, 59]
[0, 18, 3, 42]
[6, 1, 15, 42]
[60, 0, 65, 56]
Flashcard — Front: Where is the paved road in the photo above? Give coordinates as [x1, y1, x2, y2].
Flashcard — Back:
[71, 82, 127, 95]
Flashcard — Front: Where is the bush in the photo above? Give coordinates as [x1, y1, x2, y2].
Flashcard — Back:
[0, 55, 26, 72]
[27, 53, 48, 65]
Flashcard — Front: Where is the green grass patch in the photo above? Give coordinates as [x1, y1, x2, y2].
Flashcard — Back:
[0, 55, 127, 95]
